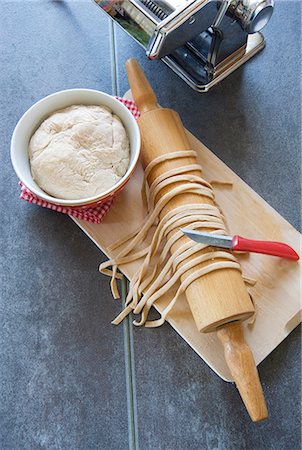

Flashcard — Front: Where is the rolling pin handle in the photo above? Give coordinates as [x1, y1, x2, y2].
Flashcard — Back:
[125, 58, 158, 114]
[217, 321, 268, 422]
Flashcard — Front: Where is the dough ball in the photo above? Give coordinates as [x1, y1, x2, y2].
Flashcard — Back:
[29, 104, 130, 200]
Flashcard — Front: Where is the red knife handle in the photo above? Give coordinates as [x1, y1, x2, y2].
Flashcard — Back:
[232, 235, 299, 261]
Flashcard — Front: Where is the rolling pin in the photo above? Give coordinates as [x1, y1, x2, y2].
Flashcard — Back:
[126, 58, 268, 422]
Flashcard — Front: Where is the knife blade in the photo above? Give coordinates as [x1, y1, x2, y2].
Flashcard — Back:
[181, 229, 299, 261]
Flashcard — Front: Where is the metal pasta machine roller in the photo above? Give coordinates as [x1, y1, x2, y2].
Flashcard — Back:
[94, 0, 274, 91]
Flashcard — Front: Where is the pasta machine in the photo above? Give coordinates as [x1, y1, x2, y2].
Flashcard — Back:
[93, 0, 274, 91]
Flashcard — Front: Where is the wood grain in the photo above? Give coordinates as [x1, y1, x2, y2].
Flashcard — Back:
[72, 104, 301, 384]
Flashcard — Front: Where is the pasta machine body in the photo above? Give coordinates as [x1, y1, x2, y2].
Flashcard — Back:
[94, 0, 274, 91]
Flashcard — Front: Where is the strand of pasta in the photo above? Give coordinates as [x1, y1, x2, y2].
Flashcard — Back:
[133, 251, 238, 317]
[121, 216, 231, 321]
[102, 185, 198, 263]
[146, 163, 208, 210]
[98, 182, 214, 274]
[103, 205, 216, 298]
[134, 205, 224, 297]
[127, 218, 226, 309]
[144, 150, 198, 179]
[100, 150, 248, 327]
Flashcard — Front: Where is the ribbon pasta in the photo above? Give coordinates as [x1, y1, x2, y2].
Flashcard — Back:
[99, 150, 254, 327]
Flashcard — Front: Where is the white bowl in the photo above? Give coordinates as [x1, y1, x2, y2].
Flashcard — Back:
[11, 89, 140, 207]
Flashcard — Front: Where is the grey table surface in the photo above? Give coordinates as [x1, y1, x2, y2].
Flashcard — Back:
[0, 1, 301, 449]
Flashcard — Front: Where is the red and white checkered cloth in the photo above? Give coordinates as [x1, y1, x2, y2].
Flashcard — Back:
[121, 98, 140, 119]
[20, 97, 140, 224]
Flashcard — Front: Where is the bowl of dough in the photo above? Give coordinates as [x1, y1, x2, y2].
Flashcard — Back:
[11, 89, 141, 208]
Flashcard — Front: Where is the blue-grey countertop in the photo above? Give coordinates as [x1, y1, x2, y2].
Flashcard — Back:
[0, 1, 301, 449]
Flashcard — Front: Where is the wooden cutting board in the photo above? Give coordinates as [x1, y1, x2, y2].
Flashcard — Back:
[72, 128, 301, 382]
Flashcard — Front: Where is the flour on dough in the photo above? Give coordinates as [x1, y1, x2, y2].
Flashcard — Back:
[29, 104, 130, 200]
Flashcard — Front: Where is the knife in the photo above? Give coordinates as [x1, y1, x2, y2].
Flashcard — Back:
[181, 229, 299, 261]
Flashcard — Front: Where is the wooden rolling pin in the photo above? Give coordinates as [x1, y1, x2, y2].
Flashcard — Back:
[126, 58, 268, 422]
